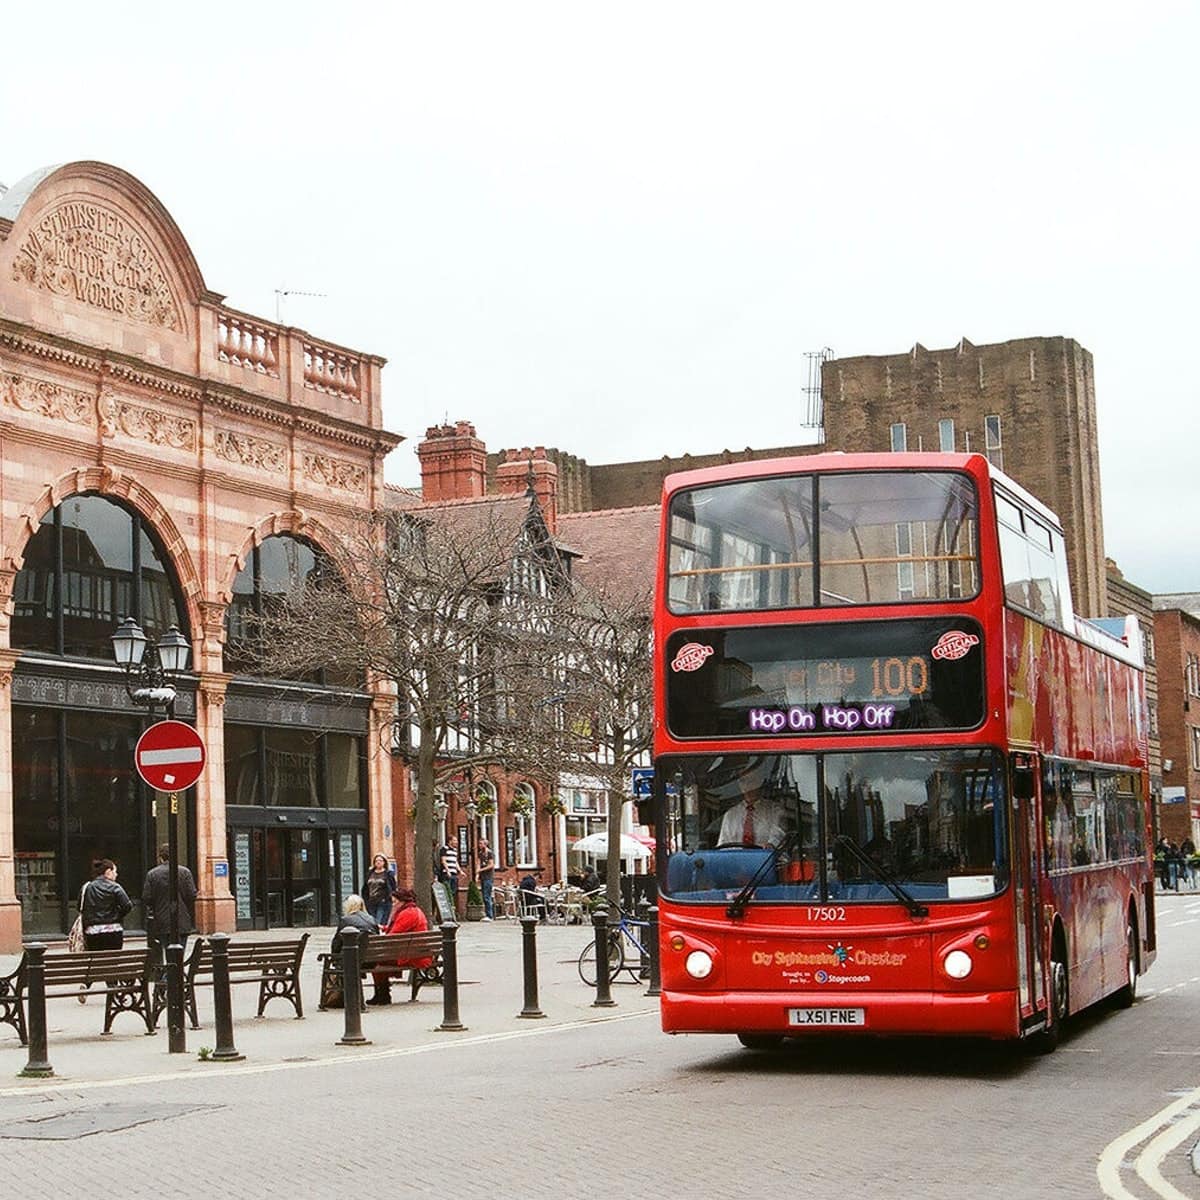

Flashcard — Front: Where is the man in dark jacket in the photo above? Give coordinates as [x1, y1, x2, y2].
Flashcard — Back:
[142, 844, 198, 963]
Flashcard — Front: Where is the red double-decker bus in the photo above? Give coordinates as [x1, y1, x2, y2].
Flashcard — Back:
[652, 451, 1154, 1050]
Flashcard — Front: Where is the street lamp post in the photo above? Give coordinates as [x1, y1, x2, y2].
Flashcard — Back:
[111, 617, 191, 1055]
[465, 798, 478, 884]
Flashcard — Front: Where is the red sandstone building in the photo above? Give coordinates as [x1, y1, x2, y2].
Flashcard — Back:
[0, 162, 399, 953]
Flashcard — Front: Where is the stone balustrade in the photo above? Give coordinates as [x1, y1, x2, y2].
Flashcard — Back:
[216, 312, 279, 378]
[303, 341, 361, 403]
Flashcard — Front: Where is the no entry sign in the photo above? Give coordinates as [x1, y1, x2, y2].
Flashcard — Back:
[135, 720, 206, 792]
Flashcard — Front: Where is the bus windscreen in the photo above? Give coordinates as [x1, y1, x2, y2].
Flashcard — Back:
[661, 747, 1008, 905]
[665, 617, 985, 738]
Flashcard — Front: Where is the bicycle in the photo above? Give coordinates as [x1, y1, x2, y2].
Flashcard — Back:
[577, 908, 650, 986]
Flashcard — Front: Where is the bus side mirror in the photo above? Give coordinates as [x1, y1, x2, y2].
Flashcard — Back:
[1012, 766, 1036, 801]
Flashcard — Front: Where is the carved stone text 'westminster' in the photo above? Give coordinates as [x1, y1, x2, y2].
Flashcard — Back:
[10, 200, 182, 330]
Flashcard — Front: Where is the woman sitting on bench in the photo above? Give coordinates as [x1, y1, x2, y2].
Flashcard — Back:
[369, 888, 434, 1006]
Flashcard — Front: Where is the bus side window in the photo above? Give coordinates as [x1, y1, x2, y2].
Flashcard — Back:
[995, 494, 1031, 611]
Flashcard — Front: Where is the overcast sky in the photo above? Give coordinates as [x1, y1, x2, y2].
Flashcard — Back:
[3, 2, 1196, 594]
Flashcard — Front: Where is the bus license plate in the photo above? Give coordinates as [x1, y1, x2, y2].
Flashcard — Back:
[788, 1007, 866, 1027]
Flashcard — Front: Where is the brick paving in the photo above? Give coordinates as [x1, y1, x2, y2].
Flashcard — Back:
[0, 918, 654, 1087]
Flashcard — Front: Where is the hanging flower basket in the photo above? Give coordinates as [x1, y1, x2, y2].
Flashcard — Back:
[544, 795, 566, 817]
[475, 795, 497, 817]
[509, 793, 534, 817]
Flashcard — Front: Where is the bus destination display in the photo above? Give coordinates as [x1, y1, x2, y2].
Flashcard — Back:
[665, 618, 984, 739]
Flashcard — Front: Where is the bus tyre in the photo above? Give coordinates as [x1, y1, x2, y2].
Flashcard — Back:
[1032, 944, 1069, 1055]
[1112, 917, 1138, 1009]
[737, 1033, 785, 1050]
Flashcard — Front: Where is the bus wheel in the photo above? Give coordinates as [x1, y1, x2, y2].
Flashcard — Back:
[737, 1033, 785, 1050]
[1032, 943, 1069, 1054]
[1112, 917, 1139, 1009]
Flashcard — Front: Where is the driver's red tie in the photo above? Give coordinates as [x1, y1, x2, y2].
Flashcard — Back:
[742, 802, 756, 846]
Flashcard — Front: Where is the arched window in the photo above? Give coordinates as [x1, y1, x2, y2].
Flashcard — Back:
[12, 494, 187, 658]
[513, 782, 537, 868]
[225, 534, 355, 683]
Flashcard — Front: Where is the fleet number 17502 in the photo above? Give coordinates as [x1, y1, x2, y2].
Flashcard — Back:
[806, 906, 846, 921]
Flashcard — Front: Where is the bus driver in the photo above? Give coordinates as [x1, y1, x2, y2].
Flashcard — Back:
[717, 775, 790, 848]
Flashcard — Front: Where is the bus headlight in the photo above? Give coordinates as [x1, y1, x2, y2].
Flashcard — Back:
[685, 950, 714, 979]
[943, 949, 973, 979]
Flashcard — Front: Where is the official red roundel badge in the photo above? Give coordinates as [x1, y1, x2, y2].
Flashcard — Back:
[671, 642, 714, 673]
[930, 631, 980, 661]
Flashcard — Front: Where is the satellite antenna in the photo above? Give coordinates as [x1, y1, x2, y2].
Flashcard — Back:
[275, 288, 327, 324]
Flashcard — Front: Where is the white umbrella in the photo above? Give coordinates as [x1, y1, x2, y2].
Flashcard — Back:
[572, 831, 652, 860]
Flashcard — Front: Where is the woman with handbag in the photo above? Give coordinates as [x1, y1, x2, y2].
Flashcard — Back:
[80, 858, 133, 950]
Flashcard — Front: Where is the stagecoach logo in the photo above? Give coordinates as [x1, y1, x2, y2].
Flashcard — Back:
[671, 642, 714, 673]
[930, 631, 980, 661]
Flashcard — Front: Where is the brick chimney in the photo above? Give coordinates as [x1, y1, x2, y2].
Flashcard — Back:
[416, 421, 488, 501]
[495, 446, 558, 532]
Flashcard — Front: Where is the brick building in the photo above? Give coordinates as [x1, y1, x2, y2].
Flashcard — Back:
[0, 161, 399, 952]
[1152, 603, 1200, 843]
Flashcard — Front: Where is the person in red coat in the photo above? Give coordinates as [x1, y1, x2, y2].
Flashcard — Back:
[369, 888, 434, 1005]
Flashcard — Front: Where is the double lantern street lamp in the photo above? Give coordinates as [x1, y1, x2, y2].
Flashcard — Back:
[110, 617, 192, 1055]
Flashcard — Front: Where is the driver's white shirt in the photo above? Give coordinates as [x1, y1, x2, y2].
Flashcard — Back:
[717, 798, 789, 848]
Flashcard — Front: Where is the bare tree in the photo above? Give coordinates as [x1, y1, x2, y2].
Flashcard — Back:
[241, 499, 571, 916]
[548, 579, 654, 908]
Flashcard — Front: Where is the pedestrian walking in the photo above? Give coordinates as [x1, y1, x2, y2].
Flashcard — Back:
[1182, 838, 1197, 889]
[1169, 841, 1186, 891]
[363, 853, 397, 927]
[82, 858, 132, 950]
[439, 842, 460, 912]
[477, 838, 496, 920]
[142, 844, 198, 964]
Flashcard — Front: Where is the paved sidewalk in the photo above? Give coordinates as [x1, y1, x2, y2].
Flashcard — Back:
[0, 919, 659, 1088]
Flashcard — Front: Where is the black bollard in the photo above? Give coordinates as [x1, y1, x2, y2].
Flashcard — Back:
[645, 905, 662, 997]
[591, 906, 616, 1008]
[19, 943, 53, 1078]
[438, 922, 465, 1031]
[337, 930, 371, 1046]
[517, 915, 545, 1019]
[166, 942, 186, 1054]
[208, 935, 244, 1062]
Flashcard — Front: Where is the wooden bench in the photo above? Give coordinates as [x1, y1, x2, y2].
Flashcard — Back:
[0, 947, 157, 1044]
[167, 934, 309, 1030]
[318, 931, 443, 1009]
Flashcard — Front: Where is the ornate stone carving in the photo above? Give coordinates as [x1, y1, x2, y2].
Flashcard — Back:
[116, 400, 196, 450]
[98, 381, 118, 437]
[303, 452, 366, 493]
[214, 428, 287, 474]
[1, 371, 94, 426]
[10, 199, 182, 330]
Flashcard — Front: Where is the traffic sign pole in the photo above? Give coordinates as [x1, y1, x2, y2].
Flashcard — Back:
[165, 789, 185, 1055]
[134, 721, 206, 1056]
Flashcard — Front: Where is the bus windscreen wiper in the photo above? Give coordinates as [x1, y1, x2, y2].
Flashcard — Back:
[834, 834, 929, 919]
[726, 831, 799, 920]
